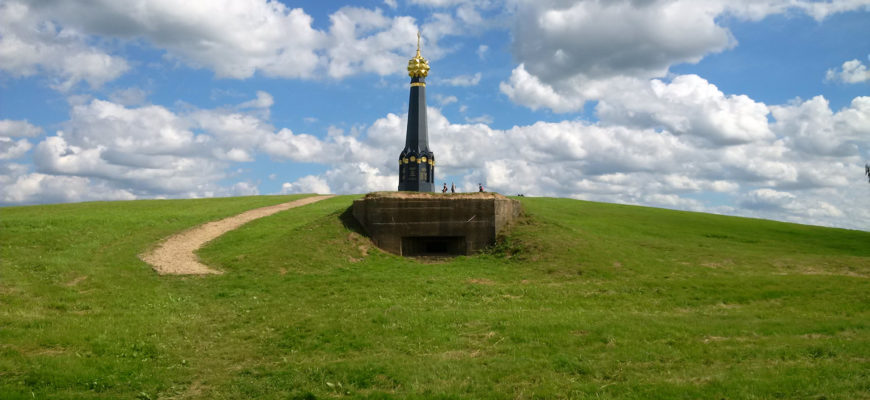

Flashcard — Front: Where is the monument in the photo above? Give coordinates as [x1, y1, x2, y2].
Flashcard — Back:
[398, 32, 435, 192]
[352, 33, 522, 257]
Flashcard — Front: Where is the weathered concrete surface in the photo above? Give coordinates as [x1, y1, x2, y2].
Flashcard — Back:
[352, 192, 522, 256]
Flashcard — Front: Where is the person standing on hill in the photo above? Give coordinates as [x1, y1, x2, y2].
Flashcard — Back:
[450, 182, 455, 193]
[478, 183, 484, 192]
[442, 183, 448, 193]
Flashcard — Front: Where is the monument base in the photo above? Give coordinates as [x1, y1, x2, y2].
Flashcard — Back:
[352, 192, 522, 256]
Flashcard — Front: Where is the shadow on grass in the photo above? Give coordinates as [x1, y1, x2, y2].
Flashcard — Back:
[338, 206, 367, 237]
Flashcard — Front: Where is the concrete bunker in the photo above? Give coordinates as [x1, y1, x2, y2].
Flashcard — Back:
[352, 192, 522, 256]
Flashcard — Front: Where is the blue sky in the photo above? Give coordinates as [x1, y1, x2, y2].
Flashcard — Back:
[0, 0, 868, 230]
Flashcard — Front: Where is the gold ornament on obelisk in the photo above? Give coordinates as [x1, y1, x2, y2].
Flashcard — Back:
[407, 31, 430, 78]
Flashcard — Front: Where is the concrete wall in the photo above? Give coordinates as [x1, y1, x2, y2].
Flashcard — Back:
[353, 192, 521, 256]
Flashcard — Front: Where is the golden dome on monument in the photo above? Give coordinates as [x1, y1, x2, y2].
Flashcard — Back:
[408, 31, 430, 78]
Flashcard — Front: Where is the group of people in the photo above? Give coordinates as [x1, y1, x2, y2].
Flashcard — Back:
[442, 183, 486, 193]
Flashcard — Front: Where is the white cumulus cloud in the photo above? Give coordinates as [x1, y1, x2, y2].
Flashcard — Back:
[441, 72, 482, 87]
[0, 137, 32, 160]
[281, 176, 332, 195]
[0, 1, 128, 91]
[0, 119, 43, 138]
[826, 58, 870, 84]
[5, 0, 469, 85]
[502, 0, 870, 113]
[2, 92, 293, 203]
[597, 74, 774, 145]
[770, 96, 870, 157]
[0, 119, 42, 160]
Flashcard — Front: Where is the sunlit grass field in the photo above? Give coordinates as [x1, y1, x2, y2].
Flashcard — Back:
[1, 194, 868, 399]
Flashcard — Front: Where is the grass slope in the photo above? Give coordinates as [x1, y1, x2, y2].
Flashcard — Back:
[1, 195, 868, 399]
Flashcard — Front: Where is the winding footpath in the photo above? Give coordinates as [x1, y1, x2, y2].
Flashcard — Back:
[141, 195, 334, 275]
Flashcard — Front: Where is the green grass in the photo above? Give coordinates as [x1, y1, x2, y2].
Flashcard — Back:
[1, 195, 868, 399]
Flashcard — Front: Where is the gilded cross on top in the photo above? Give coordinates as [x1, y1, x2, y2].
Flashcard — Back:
[407, 31, 430, 78]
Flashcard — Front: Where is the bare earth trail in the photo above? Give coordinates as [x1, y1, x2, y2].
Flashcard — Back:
[141, 195, 334, 275]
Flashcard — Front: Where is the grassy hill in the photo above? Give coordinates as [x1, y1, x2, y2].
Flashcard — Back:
[1, 195, 868, 399]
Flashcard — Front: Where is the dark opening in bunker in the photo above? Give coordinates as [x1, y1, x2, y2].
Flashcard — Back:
[401, 236, 466, 256]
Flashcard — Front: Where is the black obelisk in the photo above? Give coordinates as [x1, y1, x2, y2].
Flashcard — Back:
[398, 32, 435, 192]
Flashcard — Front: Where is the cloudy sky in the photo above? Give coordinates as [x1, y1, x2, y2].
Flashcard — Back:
[1, 0, 869, 230]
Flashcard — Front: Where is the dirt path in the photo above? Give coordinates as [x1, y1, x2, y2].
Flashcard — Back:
[141, 195, 334, 275]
